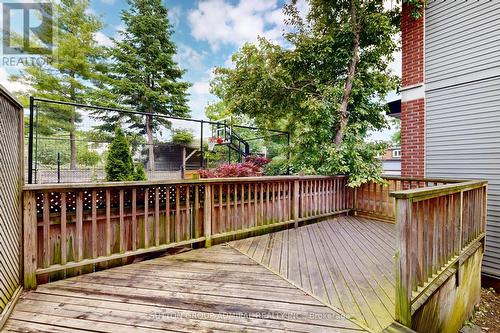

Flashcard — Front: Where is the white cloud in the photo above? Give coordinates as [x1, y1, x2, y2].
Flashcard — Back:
[190, 80, 210, 95]
[0, 68, 27, 94]
[168, 6, 182, 27]
[94, 31, 114, 47]
[175, 43, 206, 70]
[188, 0, 290, 51]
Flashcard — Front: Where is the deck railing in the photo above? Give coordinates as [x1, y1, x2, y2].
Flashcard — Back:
[391, 180, 487, 326]
[21, 174, 488, 328]
[23, 175, 351, 288]
[354, 177, 461, 222]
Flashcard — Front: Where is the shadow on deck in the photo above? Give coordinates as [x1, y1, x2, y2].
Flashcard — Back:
[2, 217, 392, 333]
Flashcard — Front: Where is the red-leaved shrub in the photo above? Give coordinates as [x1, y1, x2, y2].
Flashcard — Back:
[198, 157, 271, 178]
[245, 155, 271, 167]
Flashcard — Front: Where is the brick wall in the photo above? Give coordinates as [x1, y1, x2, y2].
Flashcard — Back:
[401, 99, 425, 177]
[401, 3, 425, 177]
[401, 4, 424, 87]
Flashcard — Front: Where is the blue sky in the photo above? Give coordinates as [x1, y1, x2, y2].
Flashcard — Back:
[90, 0, 305, 121]
[1, 0, 400, 140]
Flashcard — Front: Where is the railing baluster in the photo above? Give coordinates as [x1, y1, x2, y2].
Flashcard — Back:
[119, 189, 125, 253]
[76, 191, 83, 262]
[166, 186, 171, 242]
[144, 188, 149, 247]
[42, 192, 50, 268]
[60, 192, 67, 265]
[91, 190, 97, 258]
[132, 188, 137, 251]
[105, 189, 111, 256]
[155, 187, 160, 246]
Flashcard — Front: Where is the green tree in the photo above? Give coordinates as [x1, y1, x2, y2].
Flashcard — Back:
[133, 162, 147, 181]
[105, 127, 135, 181]
[106, 0, 191, 171]
[171, 129, 194, 145]
[209, 0, 399, 185]
[12, 0, 106, 170]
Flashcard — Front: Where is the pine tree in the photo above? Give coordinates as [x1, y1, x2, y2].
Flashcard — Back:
[105, 127, 135, 181]
[12, 0, 106, 170]
[133, 162, 147, 181]
[107, 0, 191, 171]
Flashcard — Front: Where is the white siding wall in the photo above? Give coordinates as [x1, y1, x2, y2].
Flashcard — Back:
[425, 0, 500, 278]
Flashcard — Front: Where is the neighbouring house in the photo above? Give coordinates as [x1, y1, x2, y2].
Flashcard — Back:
[379, 145, 401, 176]
[394, 0, 500, 280]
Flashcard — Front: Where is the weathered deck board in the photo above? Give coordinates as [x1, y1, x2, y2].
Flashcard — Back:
[230, 216, 396, 332]
[3, 245, 365, 333]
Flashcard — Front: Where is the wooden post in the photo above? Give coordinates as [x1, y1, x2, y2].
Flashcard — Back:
[395, 197, 412, 327]
[181, 147, 186, 179]
[23, 191, 37, 289]
[204, 184, 212, 247]
[293, 180, 300, 228]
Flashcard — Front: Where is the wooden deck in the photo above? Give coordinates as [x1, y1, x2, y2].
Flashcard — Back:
[2, 233, 368, 333]
[231, 216, 396, 332]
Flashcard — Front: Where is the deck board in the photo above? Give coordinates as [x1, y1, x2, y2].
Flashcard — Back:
[230, 216, 396, 332]
[3, 244, 365, 333]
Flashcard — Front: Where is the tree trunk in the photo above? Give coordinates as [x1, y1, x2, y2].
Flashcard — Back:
[69, 72, 77, 170]
[334, 0, 361, 145]
[146, 115, 155, 171]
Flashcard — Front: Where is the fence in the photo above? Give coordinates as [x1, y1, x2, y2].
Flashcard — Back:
[0, 87, 24, 329]
[27, 97, 290, 184]
[22, 175, 350, 288]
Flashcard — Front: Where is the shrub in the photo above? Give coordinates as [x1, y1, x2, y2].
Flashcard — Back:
[134, 162, 147, 181]
[105, 127, 135, 181]
[171, 129, 194, 145]
[245, 155, 271, 167]
[198, 159, 269, 178]
[263, 155, 288, 175]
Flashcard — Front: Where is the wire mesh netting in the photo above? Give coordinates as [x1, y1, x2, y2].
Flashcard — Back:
[26, 98, 289, 184]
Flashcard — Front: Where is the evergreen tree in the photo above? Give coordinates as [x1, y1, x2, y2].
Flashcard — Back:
[105, 127, 135, 181]
[133, 162, 147, 181]
[12, 0, 106, 170]
[107, 0, 191, 171]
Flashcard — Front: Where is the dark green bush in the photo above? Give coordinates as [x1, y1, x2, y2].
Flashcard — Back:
[105, 127, 135, 181]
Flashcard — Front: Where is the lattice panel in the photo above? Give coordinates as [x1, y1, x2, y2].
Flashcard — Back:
[0, 94, 22, 315]
[35, 185, 206, 215]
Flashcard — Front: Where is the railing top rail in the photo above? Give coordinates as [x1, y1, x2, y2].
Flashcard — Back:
[390, 180, 487, 200]
[23, 175, 348, 191]
[382, 176, 465, 183]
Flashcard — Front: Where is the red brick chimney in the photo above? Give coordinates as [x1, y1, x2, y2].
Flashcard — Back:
[400, 4, 425, 177]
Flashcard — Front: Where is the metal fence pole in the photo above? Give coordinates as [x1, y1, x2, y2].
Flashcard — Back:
[200, 120, 204, 168]
[57, 152, 61, 183]
[287, 132, 291, 175]
[28, 96, 34, 184]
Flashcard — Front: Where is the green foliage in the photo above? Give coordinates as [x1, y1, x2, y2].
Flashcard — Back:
[97, 0, 191, 170]
[36, 134, 101, 167]
[263, 155, 288, 176]
[12, 0, 106, 169]
[208, 0, 399, 186]
[77, 149, 100, 167]
[105, 128, 135, 181]
[37, 140, 70, 166]
[389, 117, 401, 145]
[133, 162, 147, 181]
[402, 0, 426, 20]
[171, 129, 194, 145]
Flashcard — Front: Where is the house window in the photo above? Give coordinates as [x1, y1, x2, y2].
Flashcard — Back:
[392, 149, 401, 158]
